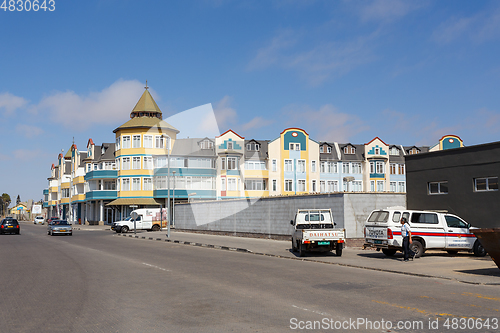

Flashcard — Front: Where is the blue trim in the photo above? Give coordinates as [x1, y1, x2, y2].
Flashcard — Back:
[43, 189, 49, 194]
[370, 173, 385, 178]
[367, 145, 387, 155]
[283, 131, 306, 151]
[218, 138, 242, 150]
[85, 191, 118, 200]
[226, 170, 240, 176]
[85, 170, 118, 180]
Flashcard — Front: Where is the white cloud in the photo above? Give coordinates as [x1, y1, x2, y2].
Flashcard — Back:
[164, 103, 221, 139]
[16, 124, 44, 138]
[0, 92, 28, 115]
[358, 0, 426, 23]
[283, 104, 368, 142]
[240, 116, 274, 133]
[213, 95, 238, 131]
[432, 7, 500, 44]
[35, 79, 145, 130]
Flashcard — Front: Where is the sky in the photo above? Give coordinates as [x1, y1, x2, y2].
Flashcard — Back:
[0, 0, 499, 203]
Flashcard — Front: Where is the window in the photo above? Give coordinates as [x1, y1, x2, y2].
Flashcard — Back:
[429, 181, 448, 195]
[399, 164, 405, 175]
[370, 162, 375, 174]
[221, 178, 226, 191]
[342, 162, 350, 174]
[325, 161, 337, 173]
[227, 141, 233, 150]
[245, 179, 266, 191]
[311, 160, 316, 173]
[221, 157, 226, 170]
[297, 179, 306, 192]
[87, 164, 91, 172]
[320, 146, 324, 153]
[352, 181, 362, 192]
[289, 143, 300, 151]
[320, 180, 325, 193]
[272, 159, 277, 172]
[285, 179, 293, 192]
[246, 142, 259, 151]
[144, 157, 153, 170]
[144, 135, 153, 148]
[272, 179, 277, 192]
[344, 146, 355, 154]
[132, 135, 141, 148]
[132, 157, 141, 169]
[311, 180, 317, 192]
[155, 136, 164, 149]
[320, 162, 325, 173]
[445, 216, 468, 228]
[284, 160, 293, 172]
[115, 137, 120, 150]
[327, 181, 338, 192]
[390, 181, 397, 192]
[297, 160, 306, 173]
[411, 213, 438, 224]
[93, 163, 98, 170]
[200, 140, 213, 149]
[370, 180, 375, 192]
[132, 178, 141, 191]
[376, 161, 384, 174]
[143, 178, 153, 191]
[115, 159, 120, 170]
[408, 147, 419, 155]
[244, 161, 266, 170]
[351, 162, 361, 174]
[374, 148, 380, 155]
[122, 136, 131, 149]
[474, 177, 498, 192]
[390, 163, 397, 175]
[227, 178, 237, 191]
[377, 180, 384, 192]
[398, 181, 406, 193]
[122, 157, 130, 170]
[104, 180, 116, 190]
[390, 147, 399, 156]
[227, 157, 237, 170]
[327, 146, 332, 153]
[122, 178, 130, 191]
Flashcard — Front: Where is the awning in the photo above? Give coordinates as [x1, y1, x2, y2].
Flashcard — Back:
[106, 198, 162, 206]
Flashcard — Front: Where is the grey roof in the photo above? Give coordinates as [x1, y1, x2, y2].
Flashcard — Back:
[79, 152, 88, 167]
[171, 138, 216, 157]
[94, 143, 116, 162]
[244, 139, 269, 160]
[338, 143, 364, 161]
[319, 142, 340, 161]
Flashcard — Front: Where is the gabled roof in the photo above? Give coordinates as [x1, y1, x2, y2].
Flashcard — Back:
[365, 137, 389, 146]
[217, 129, 244, 139]
[87, 138, 94, 147]
[171, 138, 217, 157]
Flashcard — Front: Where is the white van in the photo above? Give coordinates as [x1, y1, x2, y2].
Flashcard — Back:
[111, 208, 167, 233]
[364, 207, 486, 258]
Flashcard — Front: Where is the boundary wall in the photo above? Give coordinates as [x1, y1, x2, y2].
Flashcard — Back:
[174, 193, 405, 239]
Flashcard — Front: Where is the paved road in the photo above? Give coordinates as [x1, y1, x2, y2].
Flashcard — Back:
[1, 222, 499, 332]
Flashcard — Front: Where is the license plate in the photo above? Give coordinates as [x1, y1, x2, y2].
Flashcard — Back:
[59, 229, 66, 232]
[374, 240, 382, 244]
[7, 226, 13, 228]
[318, 241, 330, 245]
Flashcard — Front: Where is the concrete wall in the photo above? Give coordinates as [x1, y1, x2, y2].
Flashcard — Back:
[174, 193, 405, 238]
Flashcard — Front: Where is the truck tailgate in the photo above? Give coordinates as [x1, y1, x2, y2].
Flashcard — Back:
[303, 229, 344, 241]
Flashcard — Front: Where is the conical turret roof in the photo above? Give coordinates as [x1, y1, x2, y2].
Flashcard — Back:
[130, 89, 162, 119]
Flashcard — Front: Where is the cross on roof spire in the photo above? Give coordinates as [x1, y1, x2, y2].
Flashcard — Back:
[145, 80, 149, 90]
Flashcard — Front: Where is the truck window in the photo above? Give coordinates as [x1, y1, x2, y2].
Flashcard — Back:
[368, 211, 389, 222]
[305, 213, 324, 222]
[411, 213, 438, 224]
[445, 216, 468, 228]
[392, 212, 401, 222]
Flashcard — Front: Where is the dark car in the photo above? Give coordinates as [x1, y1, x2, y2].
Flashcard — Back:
[1, 218, 20, 235]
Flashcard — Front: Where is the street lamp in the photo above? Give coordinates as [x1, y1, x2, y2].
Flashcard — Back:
[172, 170, 176, 228]
[161, 134, 171, 238]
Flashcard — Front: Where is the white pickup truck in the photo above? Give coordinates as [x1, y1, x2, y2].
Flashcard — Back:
[112, 208, 167, 233]
[364, 207, 486, 258]
[290, 209, 345, 257]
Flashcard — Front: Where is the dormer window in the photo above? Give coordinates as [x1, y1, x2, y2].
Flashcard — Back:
[390, 147, 399, 156]
[247, 142, 260, 151]
[344, 146, 355, 154]
[320, 146, 324, 153]
[289, 143, 300, 151]
[227, 141, 233, 150]
[200, 140, 213, 149]
[327, 146, 332, 153]
[374, 148, 380, 155]
[408, 148, 419, 155]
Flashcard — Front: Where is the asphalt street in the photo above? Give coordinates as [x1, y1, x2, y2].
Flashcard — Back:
[1, 222, 499, 333]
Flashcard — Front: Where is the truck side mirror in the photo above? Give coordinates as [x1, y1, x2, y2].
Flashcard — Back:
[334, 222, 337, 226]
[290, 220, 294, 225]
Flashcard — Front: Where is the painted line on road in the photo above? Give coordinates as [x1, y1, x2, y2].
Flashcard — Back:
[420, 295, 500, 313]
[292, 304, 332, 316]
[142, 262, 171, 272]
[372, 300, 480, 319]
[461, 292, 500, 302]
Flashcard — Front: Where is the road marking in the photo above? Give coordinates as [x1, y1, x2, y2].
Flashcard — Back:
[371, 300, 479, 319]
[292, 305, 331, 316]
[462, 292, 500, 302]
[142, 263, 171, 272]
[420, 295, 499, 312]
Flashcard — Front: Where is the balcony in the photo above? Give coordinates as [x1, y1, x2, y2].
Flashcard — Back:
[85, 191, 118, 200]
[85, 170, 118, 181]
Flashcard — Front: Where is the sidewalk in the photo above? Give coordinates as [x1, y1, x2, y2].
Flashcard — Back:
[109, 228, 500, 286]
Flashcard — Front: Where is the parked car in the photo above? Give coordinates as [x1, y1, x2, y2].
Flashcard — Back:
[47, 220, 72, 236]
[34, 216, 45, 225]
[1, 218, 20, 235]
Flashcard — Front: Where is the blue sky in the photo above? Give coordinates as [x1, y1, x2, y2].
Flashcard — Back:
[1, 0, 499, 202]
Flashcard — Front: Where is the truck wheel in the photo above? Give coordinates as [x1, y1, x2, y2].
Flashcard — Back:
[473, 240, 486, 257]
[410, 240, 424, 258]
[336, 243, 343, 256]
[382, 249, 397, 256]
[151, 224, 160, 232]
[121, 226, 129, 233]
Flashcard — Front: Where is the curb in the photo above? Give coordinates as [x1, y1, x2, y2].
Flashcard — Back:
[115, 233, 499, 286]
